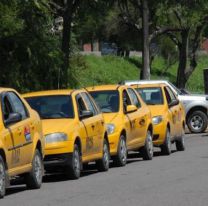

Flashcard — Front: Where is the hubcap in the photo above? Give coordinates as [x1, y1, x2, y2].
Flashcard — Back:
[34, 155, 42, 185]
[190, 115, 203, 130]
[0, 163, 5, 193]
[74, 149, 80, 175]
[103, 143, 109, 167]
[120, 138, 127, 163]
[147, 132, 153, 156]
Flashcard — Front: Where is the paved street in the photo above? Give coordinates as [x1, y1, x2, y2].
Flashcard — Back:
[1, 133, 208, 206]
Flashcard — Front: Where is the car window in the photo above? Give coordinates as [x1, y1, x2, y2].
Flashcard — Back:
[136, 87, 164, 105]
[2, 95, 13, 121]
[123, 90, 132, 112]
[90, 90, 119, 113]
[81, 92, 98, 115]
[25, 95, 74, 119]
[8, 92, 28, 119]
[164, 87, 177, 104]
[76, 94, 87, 116]
[127, 88, 141, 108]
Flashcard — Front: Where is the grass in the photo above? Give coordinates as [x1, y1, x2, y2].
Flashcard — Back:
[72, 54, 208, 93]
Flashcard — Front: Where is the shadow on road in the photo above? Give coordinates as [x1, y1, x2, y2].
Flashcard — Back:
[6, 185, 26, 196]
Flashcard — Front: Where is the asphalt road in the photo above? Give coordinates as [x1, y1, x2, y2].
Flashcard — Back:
[1, 133, 208, 206]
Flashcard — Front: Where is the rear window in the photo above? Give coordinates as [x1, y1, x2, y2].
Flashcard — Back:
[135, 87, 164, 105]
[25, 95, 74, 119]
[90, 90, 119, 113]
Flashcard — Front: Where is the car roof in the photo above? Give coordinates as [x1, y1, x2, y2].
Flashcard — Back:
[131, 83, 167, 88]
[123, 80, 169, 85]
[22, 89, 75, 98]
[87, 84, 127, 91]
[0, 88, 18, 93]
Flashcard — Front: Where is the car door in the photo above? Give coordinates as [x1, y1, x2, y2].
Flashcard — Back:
[81, 92, 104, 155]
[164, 86, 180, 137]
[7, 91, 34, 166]
[1, 92, 33, 169]
[127, 88, 147, 145]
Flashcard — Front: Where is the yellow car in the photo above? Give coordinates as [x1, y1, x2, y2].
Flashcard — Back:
[0, 88, 44, 199]
[131, 83, 185, 155]
[88, 85, 153, 167]
[23, 89, 110, 179]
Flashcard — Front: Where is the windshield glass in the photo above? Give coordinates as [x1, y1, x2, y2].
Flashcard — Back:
[90, 90, 119, 113]
[135, 87, 164, 105]
[25, 95, 74, 119]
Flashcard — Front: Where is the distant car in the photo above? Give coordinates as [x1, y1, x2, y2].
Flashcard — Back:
[23, 89, 110, 179]
[131, 83, 185, 155]
[123, 80, 208, 133]
[101, 42, 117, 55]
[0, 88, 44, 198]
[88, 85, 154, 167]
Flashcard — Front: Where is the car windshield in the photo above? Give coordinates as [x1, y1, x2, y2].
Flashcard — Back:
[135, 87, 164, 105]
[90, 90, 119, 113]
[25, 95, 74, 119]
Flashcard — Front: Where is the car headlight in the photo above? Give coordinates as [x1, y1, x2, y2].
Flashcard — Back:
[107, 123, 115, 134]
[152, 116, 163, 125]
[45, 133, 68, 143]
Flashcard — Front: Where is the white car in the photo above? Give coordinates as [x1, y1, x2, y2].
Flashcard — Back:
[123, 80, 208, 133]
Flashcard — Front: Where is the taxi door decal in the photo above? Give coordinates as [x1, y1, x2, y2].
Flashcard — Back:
[24, 126, 31, 142]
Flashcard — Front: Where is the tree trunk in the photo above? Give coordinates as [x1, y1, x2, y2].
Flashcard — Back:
[141, 0, 150, 80]
[61, 3, 72, 89]
[176, 30, 189, 88]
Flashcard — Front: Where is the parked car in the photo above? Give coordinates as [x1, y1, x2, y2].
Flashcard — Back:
[0, 88, 44, 199]
[23, 89, 110, 179]
[88, 85, 154, 167]
[131, 83, 185, 155]
[123, 80, 208, 133]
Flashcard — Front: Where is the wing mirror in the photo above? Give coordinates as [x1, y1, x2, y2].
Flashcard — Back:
[126, 105, 137, 113]
[80, 110, 93, 120]
[5, 112, 22, 126]
[168, 99, 179, 107]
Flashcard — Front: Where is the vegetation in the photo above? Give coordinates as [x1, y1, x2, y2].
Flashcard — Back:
[72, 55, 207, 93]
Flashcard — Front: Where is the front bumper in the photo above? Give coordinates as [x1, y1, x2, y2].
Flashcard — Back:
[108, 131, 120, 156]
[152, 122, 166, 146]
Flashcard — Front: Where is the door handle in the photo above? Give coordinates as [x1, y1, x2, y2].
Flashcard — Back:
[30, 123, 35, 130]
[18, 128, 22, 135]
[101, 121, 104, 126]
[91, 124, 95, 129]
[139, 119, 145, 125]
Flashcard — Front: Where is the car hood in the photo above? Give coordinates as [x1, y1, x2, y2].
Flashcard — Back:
[178, 94, 208, 101]
[103, 113, 119, 124]
[147, 105, 166, 117]
[42, 119, 75, 135]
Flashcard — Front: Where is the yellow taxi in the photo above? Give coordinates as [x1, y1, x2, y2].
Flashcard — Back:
[88, 85, 153, 167]
[0, 88, 44, 199]
[131, 83, 185, 155]
[23, 89, 110, 179]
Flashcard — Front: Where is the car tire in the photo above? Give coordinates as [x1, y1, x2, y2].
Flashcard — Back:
[176, 128, 185, 151]
[140, 130, 154, 160]
[113, 135, 127, 167]
[0, 156, 6, 199]
[96, 139, 110, 172]
[65, 144, 81, 180]
[25, 149, 43, 189]
[161, 128, 171, 155]
[187, 111, 208, 133]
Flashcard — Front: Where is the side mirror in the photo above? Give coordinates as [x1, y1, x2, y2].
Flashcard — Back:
[126, 105, 137, 113]
[5, 113, 22, 126]
[168, 99, 179, 107]
[80, 110, 93, 120]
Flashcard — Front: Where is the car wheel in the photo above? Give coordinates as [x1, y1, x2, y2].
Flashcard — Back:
[187, 111, 208, 133]
[161, 128, 171, 155]
[96, 139, 110, 172]
[25, 149, 43, 189]
[176, 128, 185, 151]
[140, 130, 154, 160]
[65, 144, 81, 179]
[0, 156, 6, 199]
[113, 135, 127, 167]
